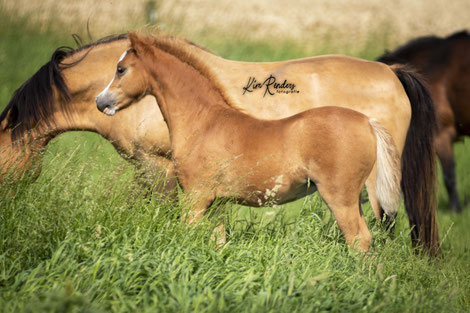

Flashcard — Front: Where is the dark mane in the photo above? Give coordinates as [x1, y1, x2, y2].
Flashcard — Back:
[377, 30, 469, 76]
[0, 33, 129, 143]
[447, 30, 469, 40]
[66, 33, 129, 62]
[376, 35, 443, 65]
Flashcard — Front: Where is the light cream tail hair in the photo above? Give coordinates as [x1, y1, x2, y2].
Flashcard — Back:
[369, 118, 402, 216]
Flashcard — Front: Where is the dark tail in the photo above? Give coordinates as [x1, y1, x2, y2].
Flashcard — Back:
[391, 65, 440, 256]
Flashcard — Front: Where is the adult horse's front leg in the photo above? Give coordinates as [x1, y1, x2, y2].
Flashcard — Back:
[133, 154, 179, 202]
[432, 84, 461, 213]
[435, 129, 461, 213]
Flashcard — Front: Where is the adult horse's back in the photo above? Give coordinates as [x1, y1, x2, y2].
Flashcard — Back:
[378, 30, 470, 213]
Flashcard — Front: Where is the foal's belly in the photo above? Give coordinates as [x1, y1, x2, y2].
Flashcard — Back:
[237, 180, 317, 207]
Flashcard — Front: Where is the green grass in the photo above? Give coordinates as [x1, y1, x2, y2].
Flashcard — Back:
[1, 8, 469, 313]
[196, 24, 394, 62]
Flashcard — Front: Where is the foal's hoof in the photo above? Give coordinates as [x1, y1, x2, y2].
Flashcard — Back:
[212, 235, 227, 248]
[211, 224, 227, 248]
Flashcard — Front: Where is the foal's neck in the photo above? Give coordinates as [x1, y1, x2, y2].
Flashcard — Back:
[146, 44, 241, 141]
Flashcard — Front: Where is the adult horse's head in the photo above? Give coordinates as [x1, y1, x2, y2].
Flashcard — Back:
[96, 34, 151, 116]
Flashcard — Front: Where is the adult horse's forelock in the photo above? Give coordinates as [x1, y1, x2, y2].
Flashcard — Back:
[0, 46, 75, 143]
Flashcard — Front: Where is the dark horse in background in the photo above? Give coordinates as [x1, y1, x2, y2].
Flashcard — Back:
[378, 30, 470, 213]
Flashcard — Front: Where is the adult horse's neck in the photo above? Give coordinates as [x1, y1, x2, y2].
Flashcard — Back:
[1, 38, 168, 171]
[143, 42, 242, 152]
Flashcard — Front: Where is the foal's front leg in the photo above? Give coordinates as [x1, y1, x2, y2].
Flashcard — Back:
[183, 189, 214, 222]
[183, 189, 226, 246]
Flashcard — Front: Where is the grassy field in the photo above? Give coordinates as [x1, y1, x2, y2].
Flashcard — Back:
[1, 6, 470, 313]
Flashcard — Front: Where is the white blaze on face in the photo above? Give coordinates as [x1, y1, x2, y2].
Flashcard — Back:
[118, 50, 128, 62]
[98, 76, 115, 99]
[97, 50, 128, 99]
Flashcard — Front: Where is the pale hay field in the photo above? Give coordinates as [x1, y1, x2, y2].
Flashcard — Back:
[2, 0, 470, 53]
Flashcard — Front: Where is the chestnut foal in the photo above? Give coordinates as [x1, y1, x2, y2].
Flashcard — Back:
[96, 33, 402, 252]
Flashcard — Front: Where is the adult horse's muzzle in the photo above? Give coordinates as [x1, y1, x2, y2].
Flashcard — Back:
[96, 92, 118, 116]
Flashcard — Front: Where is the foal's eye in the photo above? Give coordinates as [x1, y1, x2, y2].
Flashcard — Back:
[116, 65, 126, 75]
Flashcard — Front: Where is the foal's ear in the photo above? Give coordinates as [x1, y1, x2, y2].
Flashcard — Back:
[128, 32, 149, 56]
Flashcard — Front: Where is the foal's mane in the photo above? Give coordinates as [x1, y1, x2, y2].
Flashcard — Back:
[134, 33, 240, 112]
[0, 33, 129, 143]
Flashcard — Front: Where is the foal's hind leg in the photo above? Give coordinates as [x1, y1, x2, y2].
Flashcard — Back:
[365, 168, 395, 232]
[365, 164, 382, 220]
[316, 182, 372, 252]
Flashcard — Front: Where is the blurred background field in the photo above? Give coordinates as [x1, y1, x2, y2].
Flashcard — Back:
[0, 1, 469, 312]
[3, 0, 470, 57]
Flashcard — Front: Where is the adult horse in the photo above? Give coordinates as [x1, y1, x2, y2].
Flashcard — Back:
[0, 33, 439, 255]
[378, 30, 470, 213]
[97, 33, 404, 252]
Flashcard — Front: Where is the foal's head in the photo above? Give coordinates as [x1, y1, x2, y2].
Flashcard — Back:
[96, 34, 151, 116]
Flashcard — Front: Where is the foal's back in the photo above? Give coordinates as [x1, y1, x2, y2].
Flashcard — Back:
[186, 106, 377, 203]
[229, 106, 375, 161]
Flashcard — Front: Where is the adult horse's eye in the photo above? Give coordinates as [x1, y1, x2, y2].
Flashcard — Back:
[116, 65, 126, 76]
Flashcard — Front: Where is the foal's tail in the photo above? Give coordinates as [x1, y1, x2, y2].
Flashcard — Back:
[391, 66, 440, 256]
[369, 119, 402, 218]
